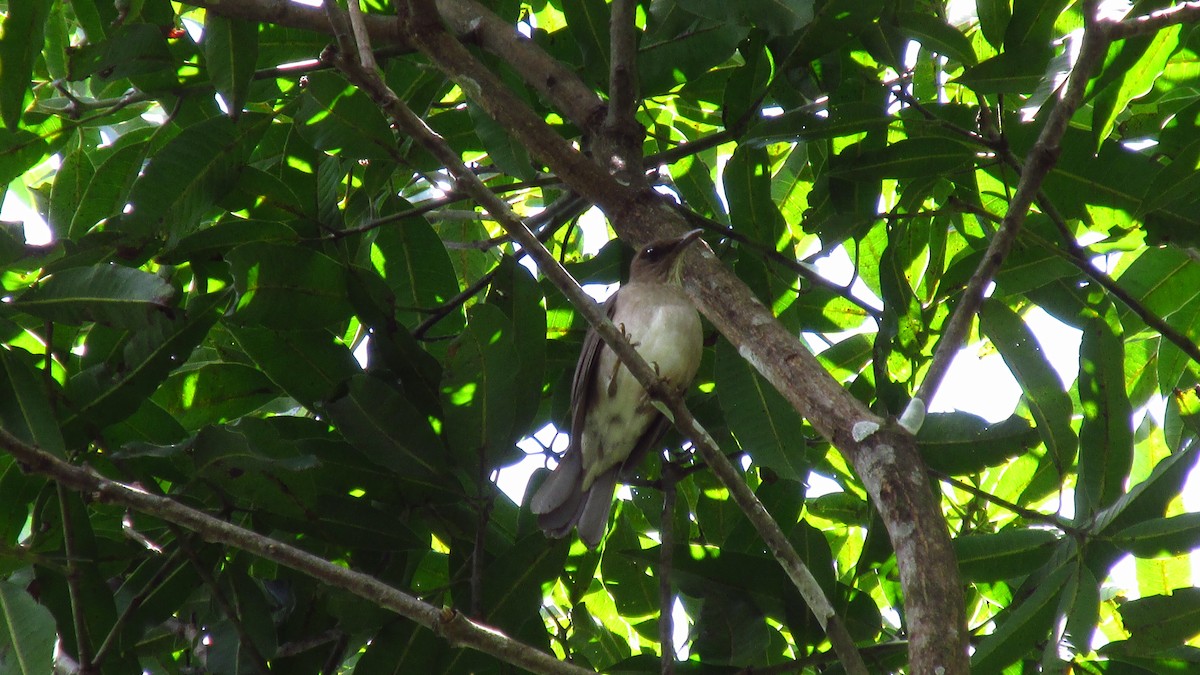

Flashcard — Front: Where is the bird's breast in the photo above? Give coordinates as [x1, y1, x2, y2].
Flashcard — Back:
[578, 284, 702, 487]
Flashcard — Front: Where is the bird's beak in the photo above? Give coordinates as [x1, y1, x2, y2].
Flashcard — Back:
[676, 229, 704, 249]
[664, 229, 704, 281]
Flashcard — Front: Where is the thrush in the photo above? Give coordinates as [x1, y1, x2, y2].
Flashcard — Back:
[531, 229, 705, 548]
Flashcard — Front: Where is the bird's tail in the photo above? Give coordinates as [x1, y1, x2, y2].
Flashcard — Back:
[530, 452, 617, 549]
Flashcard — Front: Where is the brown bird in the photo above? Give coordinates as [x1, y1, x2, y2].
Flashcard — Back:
[531, 229, 705, 548]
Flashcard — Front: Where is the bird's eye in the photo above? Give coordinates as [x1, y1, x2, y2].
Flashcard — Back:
[642, 246, 661, 259]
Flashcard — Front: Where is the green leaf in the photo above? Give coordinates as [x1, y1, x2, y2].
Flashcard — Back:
[47, 141, 94, 237]
[993, 242, 1078, 296]
[956, 47, 1054, 94]
[468, 101, 534, 181]
[325, 374, 452, 499]
[722, 41, 773, 130]
[971, 562, 1072, 672]
[745, 101, 891, 145]
[980, 300, 1078, 473]
[1139, 139, 1200, 219]
[715, 339, 808, 480]
[36, 492, 132, 671]
[1076, 305, 1133, 516]
[639, 19, 748, 97]
[896, 11, 978, 65]
[977, 0, 1011, 48]
[740, 0, 815, 36]
[229, 326, 359, 409]
[1060, 564, 1099, 655]
[830, 138, 976, 181]
[62, 290, 228, 433]
[440, 304, 522, 465]
[560, 0, 609, 68]
[954, 529, 1060, 582]
[1119, 588, 1200, 652]
[1092, 432, 1199, 536]
[120, 114, 269, 244]
[0, 579, 56, 675]
[112, 546, 217, 649]
[779, 287, 872, 332]
[1092, 23, 1182, 150]
[724, 145, 786, 243]
[11, 265, 175, 329]
[1004, 0, 1070, 48]
[681, 0, 811, 36]
[0, 348, 65, 457]
[780, 0, 883, 66]
[488, 259, 547, 442]
[1156, 292, 1200, 393]
[227, 242, 352, 329]
[480, 534, 569, 633]
[68, 0, 109, 41]
[370, 213, 462, 334]
[203, 15, 260, 120]
[1113, 513, 1200, 559]
[0, 128, 50, 190]
[161, 218, 300, 263]
[0, 0, 49, 129]
[918, 412, 1037, 475]
[152, 363, 277, 431]
[66, 23, 172, 82]
[294, 71, 397, 160]
[67, 138, 149, 238]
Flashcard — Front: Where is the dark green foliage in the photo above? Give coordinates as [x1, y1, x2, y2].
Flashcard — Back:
[1, 1, 1199, 673]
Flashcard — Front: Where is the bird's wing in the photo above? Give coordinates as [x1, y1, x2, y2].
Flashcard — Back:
[569, 294, 619, 449]
[620, 413, 671, 477]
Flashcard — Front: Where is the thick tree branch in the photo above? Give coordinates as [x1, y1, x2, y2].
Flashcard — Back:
[185, 0, 606, 132]
[435, 0, 606, 132]
[0, 428, 593, 675]
[598, 0, 644, 182]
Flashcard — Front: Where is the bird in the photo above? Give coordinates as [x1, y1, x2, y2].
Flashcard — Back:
[530, 229, 705, 548]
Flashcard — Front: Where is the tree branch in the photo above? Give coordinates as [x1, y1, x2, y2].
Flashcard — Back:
[0, 428, 593, 675]
[186, 0, 971, 669]
[914, 10, 1115, 407]
[598, 0, 644, 182]
[57, 484, 94, 672]
[324, 5, 869, 671]
[383, 0, 966, 670]
[184, 0, 606, 133]
[1109, 1, 1200, 38]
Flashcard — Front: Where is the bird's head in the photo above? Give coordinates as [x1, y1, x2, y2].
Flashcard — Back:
[629, 229, 704, 285]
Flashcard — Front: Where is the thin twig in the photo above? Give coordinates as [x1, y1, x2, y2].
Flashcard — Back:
[410, 192, 589, 339]
[914, 9, 1115, 407]
[676, 206, 882, 320]
[175, 529, 271, 675]
[90, 548, 188, 668]
[1108, 1, 1200, 38]
[345, 0, 378, 72]
[933, 471, 1078, 534]
[659, 460, 677, 675]
[57, 482, 94, 672]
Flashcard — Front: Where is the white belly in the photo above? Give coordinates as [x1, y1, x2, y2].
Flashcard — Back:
[579, 284, 701, 488]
